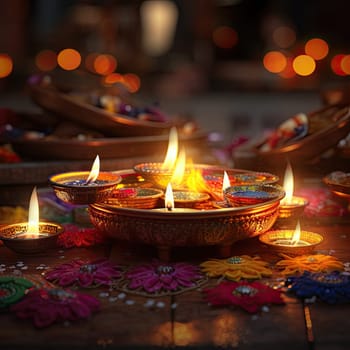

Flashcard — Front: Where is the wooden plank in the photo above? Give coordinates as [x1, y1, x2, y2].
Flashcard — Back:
[173, 287, 307, 349]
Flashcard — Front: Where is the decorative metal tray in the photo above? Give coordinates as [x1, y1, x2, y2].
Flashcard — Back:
[29, 84, 176, 137]
[11, 131, 208, 160]
[234, 105, 350, 167]
[88, 167, 283, 261]
[323, 171, 350, 203]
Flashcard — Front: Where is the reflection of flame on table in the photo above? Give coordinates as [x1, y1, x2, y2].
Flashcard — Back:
[152, 321, 200, 347]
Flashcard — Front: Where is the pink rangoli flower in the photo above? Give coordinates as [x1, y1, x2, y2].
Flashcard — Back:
[44, 258, 122, 288]
[11, 288, 100, 328]
[204, 280, 285, 313]
[124, 260, 205, 294]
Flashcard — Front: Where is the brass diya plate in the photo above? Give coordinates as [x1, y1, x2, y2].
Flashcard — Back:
[88, 168, 284, 260]
[234, 105, 350, 166]
[323, 171, 350, 202]
[105, 187, 164, 209]
[29, 84, 175, 137]
[0, 222, 64, 254]
[49, 171, 121, 205]
[259, 230, 323, 255]
[224, 184, 285, 206]
[278, 196, 309, 220]
[172, 191, 210, 208]
[11, 130, 208, 160]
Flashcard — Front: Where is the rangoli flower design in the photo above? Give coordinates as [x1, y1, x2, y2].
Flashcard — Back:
[120, 260, 206, 295]
[0, 276, 34, 309]
[286, 271, 350, 304]
[11, 288, 100, 328]
[44, 258, 122, 288]
[204, 280, 285, 313]
[275, 254, 344, 276]
[200, 255, 273, 281]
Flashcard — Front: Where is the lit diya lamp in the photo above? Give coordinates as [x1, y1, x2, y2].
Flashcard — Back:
[49, 155, 121, 204]
[154, 183, 199, 212]
[223, 183, 285, 207]
[0, 187, 64, 254]
[105, 187, 164, 209]
[278, 162, 308, 220]
[204, 168, 279, 203]
[134, 127, 191, 189]
[259, 220, 323, 255]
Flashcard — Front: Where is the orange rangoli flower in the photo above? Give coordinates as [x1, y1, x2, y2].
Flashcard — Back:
[200, 255, 273, 281]
[275, 254, 344, 276]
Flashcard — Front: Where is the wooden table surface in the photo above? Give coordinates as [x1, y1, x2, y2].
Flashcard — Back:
[1, 186, 350, 350]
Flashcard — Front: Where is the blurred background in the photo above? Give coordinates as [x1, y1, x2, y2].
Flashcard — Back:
[1, 0, 350, 143]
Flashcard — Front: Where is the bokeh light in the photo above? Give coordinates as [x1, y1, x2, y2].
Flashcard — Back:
[331, 54, 346, 76]
[0, 54, 13, 78]
[340, 55, 350, 75]
[35, 50, 57, 71]
[57, 48, 81, 70]
[123, 73, 141, 93]
[93, 54, 117, 75]
[304, 38, 329, 60]
[292, 55, 316, 76]
[213, 26, 238, 49]
[263, 51, 287, 73]
[272, 26, 296, 49]
[104, 73, 124, 85]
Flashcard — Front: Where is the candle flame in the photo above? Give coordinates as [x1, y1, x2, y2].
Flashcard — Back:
[27, 187, 40, 238]
[185, 159, 216, 197]
[162, 127, 178, 170]
[222, 171, 231, 192]
[281, 161, 294, 205]
[165, 182, 174, 211]
[171, 147, 186, 187]
[86, 155, 100, 184]
[291, 220, 301, 245]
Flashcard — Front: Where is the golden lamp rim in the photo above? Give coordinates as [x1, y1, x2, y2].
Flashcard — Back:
[90, 197, 281, 218]
[280, 195, 309, 209]
[259, 229, 323, 246]
[49, 171, 121, 188]
[0, 221, 64, 240]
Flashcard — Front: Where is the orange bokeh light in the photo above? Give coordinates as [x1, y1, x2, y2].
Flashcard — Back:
[292, 55, 316, 76]
[35, 50, 57, 71]
[263, 51, 287, 73]
[94, 54, 117, 75]
[305, 38, 329, 60]
[331, 54, 346, 76]
[0, 54, 13, 78]
[57, 48, 81, 70]
[104, 72, 124, 85]
[213, 26, 238, 49]
[340, 55, 350, 75]
[123, 73, 141, 93]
